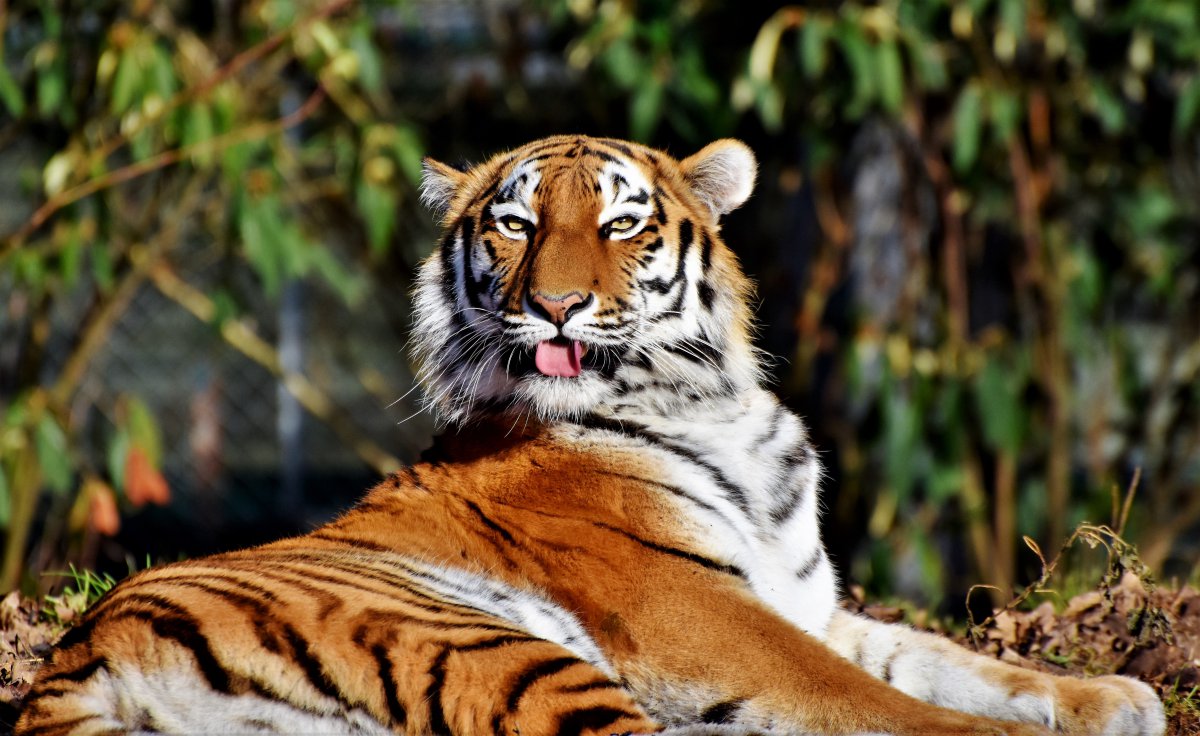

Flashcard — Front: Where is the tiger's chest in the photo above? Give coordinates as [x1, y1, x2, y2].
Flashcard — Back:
[559, 389, 839, 637]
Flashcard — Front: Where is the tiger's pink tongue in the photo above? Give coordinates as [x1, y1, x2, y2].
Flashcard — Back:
[535, 340, 584, 378]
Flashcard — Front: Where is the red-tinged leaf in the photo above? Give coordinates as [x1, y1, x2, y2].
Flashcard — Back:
[87, 481, 120, 536]
[124, 446, 170, 507]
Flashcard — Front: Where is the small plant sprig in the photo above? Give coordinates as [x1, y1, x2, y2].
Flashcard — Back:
[965, 521, 1173, 649]
[39, 556, 153, 628]
[40, 566, 121, 628]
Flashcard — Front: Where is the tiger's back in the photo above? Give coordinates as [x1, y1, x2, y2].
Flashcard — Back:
[18, 135, 1165, 736]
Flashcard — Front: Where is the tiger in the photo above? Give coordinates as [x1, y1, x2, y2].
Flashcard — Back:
[17, 135, 1165, 736]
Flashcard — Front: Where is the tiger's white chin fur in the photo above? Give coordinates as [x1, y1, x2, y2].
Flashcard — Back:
[512, 371, 615, 421]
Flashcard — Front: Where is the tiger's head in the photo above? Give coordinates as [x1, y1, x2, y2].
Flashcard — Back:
[413, 135, 761, 423]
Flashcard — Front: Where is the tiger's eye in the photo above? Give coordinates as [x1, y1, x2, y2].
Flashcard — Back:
[608, 216, 637, 233]
[499, 215, 528, 233]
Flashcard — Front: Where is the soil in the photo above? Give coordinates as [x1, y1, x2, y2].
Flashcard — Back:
[1, 575, 1196, 734]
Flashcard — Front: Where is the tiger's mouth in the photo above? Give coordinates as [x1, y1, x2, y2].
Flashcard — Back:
[534, 337, 586, 378]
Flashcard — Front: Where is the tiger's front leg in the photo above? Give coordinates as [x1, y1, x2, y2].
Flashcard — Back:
[594, 576, 1049, 736]
[824, 609, 1165, 735]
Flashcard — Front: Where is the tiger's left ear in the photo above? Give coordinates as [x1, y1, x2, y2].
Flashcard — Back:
[420, 158, 469, 216]
[679, 139, 757, 219]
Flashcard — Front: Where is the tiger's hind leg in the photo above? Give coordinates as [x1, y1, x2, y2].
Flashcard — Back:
[825, 609, 1165, 735]
[420, 634, 659, 736]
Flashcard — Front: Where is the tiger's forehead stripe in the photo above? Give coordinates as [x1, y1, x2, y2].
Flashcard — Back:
[480, 144, 656, 226]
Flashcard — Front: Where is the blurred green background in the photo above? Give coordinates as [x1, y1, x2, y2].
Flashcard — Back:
[1, 0, 1198, 613]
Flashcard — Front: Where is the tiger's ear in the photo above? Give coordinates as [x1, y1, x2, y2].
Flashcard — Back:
[679, 139, 757, 219]
[420, 158, 469, 216]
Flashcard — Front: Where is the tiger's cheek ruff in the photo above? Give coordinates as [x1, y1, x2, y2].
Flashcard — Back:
[412, 142, 761, 424]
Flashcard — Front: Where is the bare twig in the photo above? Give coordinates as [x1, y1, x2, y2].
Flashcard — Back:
[1116, 467, 1141, 537]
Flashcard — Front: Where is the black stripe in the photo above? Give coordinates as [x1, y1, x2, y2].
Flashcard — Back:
[458, 634, 537, 653]
[593, 138, 639, 160]
[559, 678, 623, 694]
[39, 658, 104, 684]
[424, 648, 451, 734]
[282, 625, 344, 703]
[557, 706, 641, 736]
[660, 336, 724, 368]
[310, 530, 393, 552]
[701, 698, 744, 723]
[653, 192, 669, 224]
[372, 643, 408, 727]
[137, 611, 232, 693]
[668, 219, 694, 313]
[460, 217, 485, 310]
[464, 500, 518, 545]
[881, 646, 900, 683]
[572, 414, 750, 513]
[590, 469, 726, 518]
[437, 225, 466, 330]
[700, 230, 714, 269]
[795, 548, 825, 580]
[505, 656, 581, 711]
[590, 519, 744, 578]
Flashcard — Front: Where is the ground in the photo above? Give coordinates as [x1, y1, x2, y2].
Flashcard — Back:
[0, 575, 1196, 734]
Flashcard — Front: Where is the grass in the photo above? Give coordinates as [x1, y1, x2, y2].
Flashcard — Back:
[1164, 679, 1200, 730]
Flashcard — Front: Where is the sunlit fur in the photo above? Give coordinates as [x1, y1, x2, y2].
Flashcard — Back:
[16, 136, 1164, 736]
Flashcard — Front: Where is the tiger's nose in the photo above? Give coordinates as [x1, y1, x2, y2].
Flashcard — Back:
[530, 291, 593, 326]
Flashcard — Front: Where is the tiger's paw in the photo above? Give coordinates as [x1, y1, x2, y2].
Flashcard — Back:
[1052, 674, 1165, 736]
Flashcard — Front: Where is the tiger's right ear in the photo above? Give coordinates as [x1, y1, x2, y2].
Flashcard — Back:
[420, 158, 469, 216]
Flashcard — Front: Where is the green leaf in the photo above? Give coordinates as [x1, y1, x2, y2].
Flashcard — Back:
[111, 49, 140, 115]
[1174, 75, 1200, 136]
[238, 193, 287, 296]
[876, 38, 904, 114]
[928, 462, 965, 503]
[834, 23, 876, 118]
[35, 415, 71, 496]
[0, 466, 10, 528]
[349, 23, 384, 93]
[988, 88, 1021, 144]
[603, 39, 642, 90]
[14, 250, 46, 290]
[210, 289, 239, 326]
[0, 64, 26, 116]
[799, 16, 830, 78]
[904, 36, 947, 91]
[999, 0, 1026, 41]
[60, 228, 84, 289]
[148, 45, 177, 99]
[36, 56, 66, 118]
[125, 397, 163, 469]
[357, 181, 397, 258]
[390, 125, 425, 185]
[107, 429, 130, 492]
[182, 103, 216, 168]
[91, 244, 115, 293]
[972, 357, 1025, 453]
[952, 82, 984, 172]
[301, 246, 365, 305]
[1089, 79, 1126, 134]
[756, 84, 784, 132]
[630, 79, 664, 140]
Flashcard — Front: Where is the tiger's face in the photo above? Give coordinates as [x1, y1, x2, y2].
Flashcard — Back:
[414, 136, 760, 423]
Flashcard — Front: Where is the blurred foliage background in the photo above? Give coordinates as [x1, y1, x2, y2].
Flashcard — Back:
[1, 0, 1198, 612]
